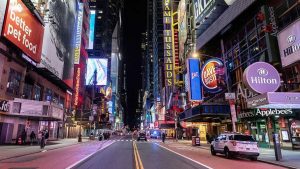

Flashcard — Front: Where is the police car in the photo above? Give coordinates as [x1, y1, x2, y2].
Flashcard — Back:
[210, 132, 259, 160]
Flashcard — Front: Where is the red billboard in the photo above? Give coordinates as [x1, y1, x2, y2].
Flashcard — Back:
[2, 0, 44, 63]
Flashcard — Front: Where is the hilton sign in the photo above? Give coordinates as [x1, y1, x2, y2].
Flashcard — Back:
[243, 62, 280, 94]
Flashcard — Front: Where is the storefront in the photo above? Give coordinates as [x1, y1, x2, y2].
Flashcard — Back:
[238, 108, 300, 149]
[179, 104, 231, 140]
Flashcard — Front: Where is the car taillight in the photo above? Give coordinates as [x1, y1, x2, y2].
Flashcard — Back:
[231, 141, 237, 146]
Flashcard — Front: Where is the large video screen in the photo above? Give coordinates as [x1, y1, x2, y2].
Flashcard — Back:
[86, 59, 108, 85]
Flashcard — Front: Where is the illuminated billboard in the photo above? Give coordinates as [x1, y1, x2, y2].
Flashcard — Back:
[74, 3, 83, 64]
[163, 0, 174, 86]
[187, 58, 202, 101]
[86, 59, 108, 86]
[2, 0, 44, 63]
[38, 0, 77, 88]
[87, 10, 95, 49]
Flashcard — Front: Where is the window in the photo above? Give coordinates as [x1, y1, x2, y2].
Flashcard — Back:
[33, 85, 42, 101]
[234, 135, 256, 142]
[6, 69, 22, 96]
[23, 83, 33, 99]
[44, 88, 53, 101]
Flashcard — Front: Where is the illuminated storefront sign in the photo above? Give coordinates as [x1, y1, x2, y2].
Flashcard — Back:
[2, 0, 44, 63]
[278, 19, 300, 67]
[201, 58, 225, 93]
[163, 0, 173, 86]
[74, 3, 83, 64]
[238, 109, 294, 119]
[187, 58, 202, 101]
[243, 62, 280, 94]
[74, 67, 81, 106]
[193, 0, 228, 33]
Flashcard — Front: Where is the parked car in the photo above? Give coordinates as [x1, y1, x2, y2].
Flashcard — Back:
[210, 132, 259, 160]
[137, 132, 147, 141]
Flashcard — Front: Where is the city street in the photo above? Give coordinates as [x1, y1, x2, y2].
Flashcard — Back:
[0, 135, 288, 169]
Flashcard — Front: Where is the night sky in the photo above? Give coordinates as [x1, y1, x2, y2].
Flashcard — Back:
[123, 0, 147, 128]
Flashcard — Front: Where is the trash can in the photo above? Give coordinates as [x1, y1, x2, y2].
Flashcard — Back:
[192, 136, 200, 146]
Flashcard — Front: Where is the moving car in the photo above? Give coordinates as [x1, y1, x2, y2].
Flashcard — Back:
[137, 132, 147, 141]
[210, 132, 259, 160]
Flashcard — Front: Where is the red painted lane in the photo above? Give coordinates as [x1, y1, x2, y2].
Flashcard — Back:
[158, 142, 286, 169]
[0, 140, 115, 169]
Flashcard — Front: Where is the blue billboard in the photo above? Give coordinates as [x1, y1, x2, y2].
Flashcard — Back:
[88, 10, 95, 49]
[188, 58, 202, 101]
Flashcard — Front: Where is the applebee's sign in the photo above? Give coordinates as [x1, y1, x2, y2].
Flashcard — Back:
[243, 62, 280, 94]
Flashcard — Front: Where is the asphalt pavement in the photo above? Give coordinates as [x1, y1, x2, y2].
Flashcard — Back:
[73, 135, 209, 169]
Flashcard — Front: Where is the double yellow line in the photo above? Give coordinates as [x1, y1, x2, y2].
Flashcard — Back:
[133, 141, 144, 169]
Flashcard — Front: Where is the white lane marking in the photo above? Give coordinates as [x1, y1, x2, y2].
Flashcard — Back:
[155, 143, 213, 169]
[65, 141, 115, 169]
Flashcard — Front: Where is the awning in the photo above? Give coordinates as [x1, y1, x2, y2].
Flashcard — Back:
[247, 92, 300, 109]
[179, 104, 230, 121]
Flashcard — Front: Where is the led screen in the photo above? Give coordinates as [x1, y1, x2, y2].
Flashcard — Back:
[86, 59, 108, 85]
[87, 10, 95, 49]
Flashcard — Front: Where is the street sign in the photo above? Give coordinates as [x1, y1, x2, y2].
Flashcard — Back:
[225, 93, 236, 100]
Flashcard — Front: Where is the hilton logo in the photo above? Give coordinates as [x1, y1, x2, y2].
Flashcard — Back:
[257, 68, 268, 76]
[287, 35, 296, 44]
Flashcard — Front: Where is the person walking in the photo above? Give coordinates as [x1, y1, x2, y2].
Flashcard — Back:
[30, 131, 36, 145]
[21, 129, 27, 145]
[162, 132, 166, 143]
[40, 131, 45, 149]
[44, 130, 49, 145]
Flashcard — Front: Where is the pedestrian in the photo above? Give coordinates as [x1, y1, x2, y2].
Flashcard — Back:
[206, 132, 210, 144]
[44, 130, 49, 145]
[40, 131, 45, 149]
[21, 129, 27, 145]
[30, 131, 36, 145]
[37, 131, 42, 145]
[162, 132, 166, 143]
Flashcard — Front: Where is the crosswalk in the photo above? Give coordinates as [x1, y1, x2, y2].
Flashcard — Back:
[114, 139, 164, 143]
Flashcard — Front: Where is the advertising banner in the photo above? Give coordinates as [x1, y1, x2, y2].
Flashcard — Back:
[87, 10, 95, 49]
[163, 0, 174, 86]
[2, 0, 44, 63]
[74, 66, 81, 106]
[86, 59, 108, 86]
[0, 0, 8, 35]
[38, 0, 77, 88]
[74, 3, 83, 64]
[201, 58, 226, 93]
[193, 0, 228, 33]
[187, 58, 202, 101]
[278, 19, 300, 67]
[178, 0, 187, 60]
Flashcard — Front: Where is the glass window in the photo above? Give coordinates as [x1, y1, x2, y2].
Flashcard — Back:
[45, 88, 53, 101]
[6, 69, 22, 96]
[234, 135, 256, 142]
[23, 83, 33, 99]
[33, 85, 42, 101]
[53, 93, 59, 104]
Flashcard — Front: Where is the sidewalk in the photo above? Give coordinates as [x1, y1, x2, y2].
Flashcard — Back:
[0, 137, 89, 161]
[168, 139, 300, 169]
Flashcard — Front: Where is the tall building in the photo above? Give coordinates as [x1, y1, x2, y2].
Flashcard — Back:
[87, 0, 124, 130]
[0, 0, 80, 143]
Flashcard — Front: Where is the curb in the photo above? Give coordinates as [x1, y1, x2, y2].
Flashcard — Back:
[257, 159, 297, 169]
[0, 140, 91, 162]
[169, 143, 297, 169]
